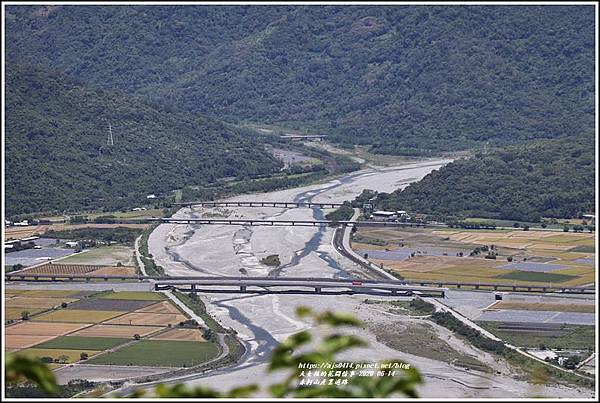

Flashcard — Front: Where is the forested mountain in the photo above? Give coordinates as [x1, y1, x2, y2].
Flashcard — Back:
[370, 135, 595, 222]
[5, 5, 595, 155]
[5, 65, 281, 216]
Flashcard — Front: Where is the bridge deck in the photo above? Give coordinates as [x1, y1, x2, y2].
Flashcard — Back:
[4, 274, 594, 295]
[175, 201, 344, 208]
[146, 218, 429, 228]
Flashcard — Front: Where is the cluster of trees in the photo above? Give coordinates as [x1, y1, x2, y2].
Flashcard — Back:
[431, 311, 506, 354]
[5, 64, 282, 216]
[325, 202, 355, 222]
[5, 379, 96, 399]
[44, 227, 142, 246]
[6, 6, 595, 156]
[260, 254, 281, 267]
[4, 241, 36, 254]
[369, 136, 595, 222]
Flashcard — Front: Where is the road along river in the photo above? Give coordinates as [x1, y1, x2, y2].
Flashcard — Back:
[145, 159, 593, 398]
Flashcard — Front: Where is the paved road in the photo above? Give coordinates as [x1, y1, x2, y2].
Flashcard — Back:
[333, 207, 398, 280]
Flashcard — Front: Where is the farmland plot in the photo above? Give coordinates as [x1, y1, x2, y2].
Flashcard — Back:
[35, 309, 124, 323]
[71, 324, 164, 338]
[86, 340, 220, 367]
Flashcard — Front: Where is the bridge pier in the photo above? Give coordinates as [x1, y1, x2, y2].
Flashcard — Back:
[315, 287, 321, 294]
[191, 284, 196, 292]
[240, 286, 247, 292]
[104, 277, 108, 281]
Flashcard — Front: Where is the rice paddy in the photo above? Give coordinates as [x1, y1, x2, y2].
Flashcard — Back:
[353, 228, 595, 287]
[35, 309, 125, 323]
[85, 340, 220, 367]
[5, 287, 223, 378]
[33, 336, 132, 350]
[15, 348, 101, 364]
[97, 291, 165, 301]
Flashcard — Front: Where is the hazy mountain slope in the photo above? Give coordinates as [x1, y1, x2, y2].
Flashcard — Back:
[5, 65, 281, 216]
[5, 5, 595, 155]
[370, 135, 595, 222]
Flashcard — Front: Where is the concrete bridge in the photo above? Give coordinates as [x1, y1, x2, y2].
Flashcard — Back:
[404, 280, 596, 295]
[175, 201, 344, 208]
[152, 277, 446, 297]
[5, 273, 594, 295]
[145, 217, 431, 228]
[3, 274, 445, 297]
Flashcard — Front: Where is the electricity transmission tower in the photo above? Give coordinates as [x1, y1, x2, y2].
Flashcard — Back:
[107, 121, 114, 146]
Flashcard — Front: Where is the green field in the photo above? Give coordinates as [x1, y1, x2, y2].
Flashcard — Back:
[85, 340, 220, 367]
[495, 271, 578, 283]
[478, 322, 595, 351]
[58, 245, 135, 266]
[569, 245, 595, 253]
[32, 336, 131, 351]
[39, 208, 165, 222]
[97, 292, 165, 301]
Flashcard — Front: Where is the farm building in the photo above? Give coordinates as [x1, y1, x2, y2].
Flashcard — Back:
[371, 211, 396, 218]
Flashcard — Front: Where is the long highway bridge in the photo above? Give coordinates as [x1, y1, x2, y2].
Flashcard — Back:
[142, 217, 431, 228]
[4, 274, 446, 297]
[5, 273, 595, 295]
[175, 201, 344, 208]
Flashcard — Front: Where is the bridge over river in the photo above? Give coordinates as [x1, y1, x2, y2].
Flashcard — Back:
[137, 217, 435, 228]
[5, 274, 594, 296]
[175, 200, 344, 208]
[4, 274, 446, 297]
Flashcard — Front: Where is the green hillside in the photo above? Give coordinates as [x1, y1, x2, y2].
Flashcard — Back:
[368, 135, 595, 222]
[5, 5, 595, 155]
[5, 65, 281, 216]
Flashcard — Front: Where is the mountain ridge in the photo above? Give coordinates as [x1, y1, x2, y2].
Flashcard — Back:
[6, 5, 595, 155]
[5, 64, 282, 216]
